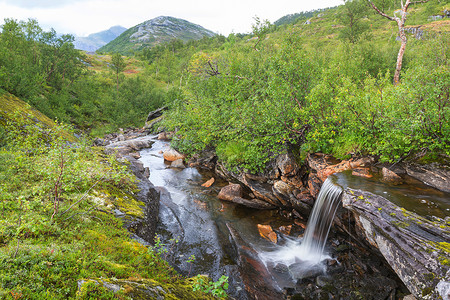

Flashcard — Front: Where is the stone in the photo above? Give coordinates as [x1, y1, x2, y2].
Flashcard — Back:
[381, 167, 403, 184]
[342, 189, 450, 299]
[276, 153, 300, 177]
[201, 177, 215, 187]
[163, 148, 185, 162]
[278, 225, 292, 235]
[403, 295, 417, 300]
[257, 224, 277, 243]
[406, 163, 450, 193]
[170, 158, 185, 169]
[217, 183, 242, 201]
[352, 168, 373, 178]
[273, 180, 294, 196]
[308, 174, 322, 198]
[231, 197, 276, 210]
[146, 106, 167, 122]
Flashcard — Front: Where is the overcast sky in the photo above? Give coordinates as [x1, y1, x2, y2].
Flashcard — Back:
[0, 0, 343, 37]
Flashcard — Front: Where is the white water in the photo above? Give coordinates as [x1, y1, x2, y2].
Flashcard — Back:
[259, 177, 342, 277]
[297, 177, 343, 263]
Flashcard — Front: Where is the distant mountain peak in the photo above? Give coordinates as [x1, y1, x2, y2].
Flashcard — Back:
[74, 25, 127, 52]
[98, 16, 216, 54]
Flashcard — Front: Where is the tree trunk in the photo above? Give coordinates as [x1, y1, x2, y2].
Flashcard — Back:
[394, 26, 407, 85]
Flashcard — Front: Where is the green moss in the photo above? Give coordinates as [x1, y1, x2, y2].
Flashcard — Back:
[98, 184, 144, 218]
[391, 220, 410, 228]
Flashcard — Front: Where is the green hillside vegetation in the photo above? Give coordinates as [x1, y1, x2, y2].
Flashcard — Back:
[98, 16, 216, 55]
[0, 0, 449, 298]
[157, 1, 450, 172]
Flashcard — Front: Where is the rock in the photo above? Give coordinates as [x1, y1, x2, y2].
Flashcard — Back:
[163, 148, 185, 162]
[231, 197, 276, 210]
[257, 224, 277, 243]
[352, 168, 373, 178]
[278, 225, 292, 235]
[105, 136, 154, 157]
[241, 176, 283, 207]
[276, 153, 300, 177]
[157, 131, 173, 140]
[308, 174, 322, 198]
[218, 183, 243, 201]
[170, 158, 185, 169]
[342, 189, 450, 299]
[117, 134, 125, 141]
[437, 281, 450, 300]
[188, 148, 217, 170]
[146, 106, 167, 122]
[406, 163, 450, 193]
[381, 167, 403, 184]
[403, 295, 417, 300]
[273, 180, 294, 197]
[226, 223, 284, 299]
[288, 261, 325, 281]
[201, 177, 215, 187]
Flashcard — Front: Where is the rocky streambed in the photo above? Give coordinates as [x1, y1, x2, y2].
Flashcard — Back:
[100, 128, 449, 300]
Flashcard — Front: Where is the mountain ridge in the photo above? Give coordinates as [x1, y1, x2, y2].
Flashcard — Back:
[74, 25, 127, 52]
[98, 16, 216, 54]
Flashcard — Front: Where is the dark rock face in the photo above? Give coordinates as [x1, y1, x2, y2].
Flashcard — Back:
[406, 163, 450, 193]
[104, 133, 160, 245]
[342, 189, 450, 300]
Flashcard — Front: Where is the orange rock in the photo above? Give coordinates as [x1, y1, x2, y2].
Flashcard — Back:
[257, 224, 278, 244]
[163, 148, 186, 162]
[201, 177, 215, 187]
[352, 168, 373, 178]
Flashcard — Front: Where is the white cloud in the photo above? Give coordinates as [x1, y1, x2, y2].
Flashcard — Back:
[0, 0, 342, 36]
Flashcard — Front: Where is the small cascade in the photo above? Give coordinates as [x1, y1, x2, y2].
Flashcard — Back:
[297, 177, 343, 263]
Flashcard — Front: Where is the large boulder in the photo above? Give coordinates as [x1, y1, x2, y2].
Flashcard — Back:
[342, 189, 450, 300]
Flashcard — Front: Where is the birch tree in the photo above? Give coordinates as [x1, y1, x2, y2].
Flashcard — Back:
[367, 0, 430, 84]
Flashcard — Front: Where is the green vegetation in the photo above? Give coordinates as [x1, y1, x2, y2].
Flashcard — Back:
[1, 1, 449, 298]
[0, 19, 169, 133]
[160, 1, 450, 172]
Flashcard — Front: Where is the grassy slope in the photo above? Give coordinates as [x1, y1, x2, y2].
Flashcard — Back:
[0, 91, 213, 299]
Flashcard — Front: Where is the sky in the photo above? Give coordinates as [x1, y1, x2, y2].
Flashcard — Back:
[0, 0, 343, 37]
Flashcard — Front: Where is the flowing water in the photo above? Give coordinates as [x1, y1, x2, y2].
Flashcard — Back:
[138, 137, 449, 298]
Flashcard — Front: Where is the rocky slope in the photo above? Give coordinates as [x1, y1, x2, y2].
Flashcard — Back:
[98, 16, 216, 54]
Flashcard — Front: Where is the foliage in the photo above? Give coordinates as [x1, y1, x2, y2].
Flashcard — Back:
[192, 275, 229, 299]
[0, 115, 208, 299]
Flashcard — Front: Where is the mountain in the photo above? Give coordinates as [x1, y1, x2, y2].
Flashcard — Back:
[98, 16, 216, 54]
[74, 26, 127, 52]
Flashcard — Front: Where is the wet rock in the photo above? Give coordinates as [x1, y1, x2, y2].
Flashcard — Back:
[381, 167, 403, 184]
[343, 189, 450, 299]
[226, 223, 284, 299]
[273, 263, 289, 273]
[163, 148, 186, 162]
[316, 275, 331, 287]
[278, 225, 292, 235]
[201, 177, 215, 187]
[352, 167, 373, 178]
[170, 158, 185, 169]
[257, 224, 278, 244]
[105, 136, 154, 157]
[406, 163, 450, 193]
[241, 176, 283, 207]
[288, 262, 325, 281]
[230, 197, 276, 210]
[308, 174, 322, 198]
[218, 183, 243, 201]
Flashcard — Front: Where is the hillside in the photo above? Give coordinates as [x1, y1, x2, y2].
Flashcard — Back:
[74, 25, 127, 52]
[98, 16, 216, 54]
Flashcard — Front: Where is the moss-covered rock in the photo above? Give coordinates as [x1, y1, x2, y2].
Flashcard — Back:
[77, 277, 215, 299]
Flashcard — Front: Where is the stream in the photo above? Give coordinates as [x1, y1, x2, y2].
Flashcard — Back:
[139, 136, 449, 299]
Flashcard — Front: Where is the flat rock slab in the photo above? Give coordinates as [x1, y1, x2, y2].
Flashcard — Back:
[342, 189, 450, 300]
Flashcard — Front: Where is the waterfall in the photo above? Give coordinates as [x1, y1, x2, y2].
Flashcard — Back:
[297, 177, 343, 263]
